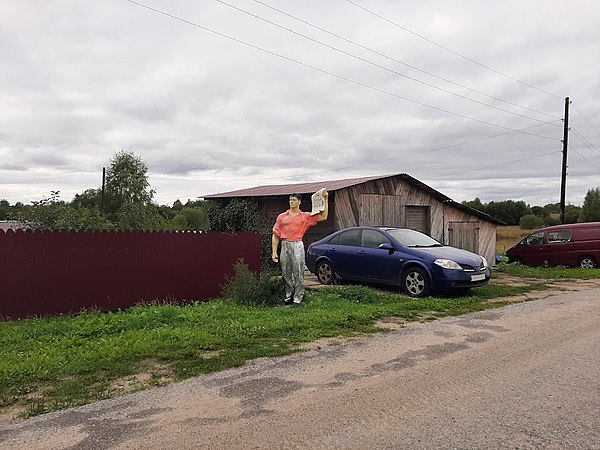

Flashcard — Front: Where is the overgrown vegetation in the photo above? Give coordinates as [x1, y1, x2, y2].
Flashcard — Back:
[495, 261, 600, 279]
[221, 260, 284, 307]
[0, 263, 576, 421]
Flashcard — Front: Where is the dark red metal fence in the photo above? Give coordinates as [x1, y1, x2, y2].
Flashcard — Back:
[0, 230, 261, 321]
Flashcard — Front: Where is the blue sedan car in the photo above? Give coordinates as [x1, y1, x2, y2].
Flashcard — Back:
[306, 226, 491, 297]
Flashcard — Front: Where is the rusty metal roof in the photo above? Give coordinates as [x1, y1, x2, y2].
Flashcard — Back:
[204, 174, 406, 198]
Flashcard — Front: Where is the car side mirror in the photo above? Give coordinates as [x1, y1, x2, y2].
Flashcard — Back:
[378, 243, 395, 252]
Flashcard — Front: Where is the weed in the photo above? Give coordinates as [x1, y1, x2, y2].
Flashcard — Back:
[220, 260, 284, 307]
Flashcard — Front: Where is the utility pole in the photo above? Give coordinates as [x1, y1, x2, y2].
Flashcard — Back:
[101, 167, 106, 215]
[560, 97, 570, 224]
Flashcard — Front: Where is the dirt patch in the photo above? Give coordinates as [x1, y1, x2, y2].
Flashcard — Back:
[488, 273, 600, 304]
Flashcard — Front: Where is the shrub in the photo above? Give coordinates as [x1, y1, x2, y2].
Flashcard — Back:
[220, 260, 284, 307]
[519, 214, 544, 230]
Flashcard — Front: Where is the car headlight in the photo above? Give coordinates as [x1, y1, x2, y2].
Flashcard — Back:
[481, 256, 489, 268]
[434, 259, 462, 270]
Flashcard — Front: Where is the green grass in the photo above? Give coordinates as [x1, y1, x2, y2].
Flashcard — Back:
[495, 261, 600, 279]
[0, 274, 574, 420]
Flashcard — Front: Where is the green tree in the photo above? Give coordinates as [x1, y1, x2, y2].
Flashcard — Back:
[114, 203, 167, 231]
[0, 199, 10, 220]
[519, 214, 544, 230]
[485, 200, 530, 225]
[580, 187, 600, 222]
[18, 191, 112, 231]
[72, 188, 102, 211]
[563, 205, 582, 224]
[105, 150, 154, 216]
[171, 206, 210, 231]
[461, 197, 484, 211]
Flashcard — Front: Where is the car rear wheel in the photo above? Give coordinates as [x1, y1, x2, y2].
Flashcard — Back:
[316, 260, 336, 285]
[402, 267, 431, 298]
[579, 256, 597, 269]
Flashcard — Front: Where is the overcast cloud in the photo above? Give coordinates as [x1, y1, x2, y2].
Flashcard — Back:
[1, 0, 599, 207]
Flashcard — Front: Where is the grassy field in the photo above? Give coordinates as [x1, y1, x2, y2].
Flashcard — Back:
[496, 225, 530, 254]
[1, 263, 598, 421]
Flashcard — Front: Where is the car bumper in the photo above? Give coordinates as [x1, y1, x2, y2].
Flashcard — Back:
[431, 267, 492, 291]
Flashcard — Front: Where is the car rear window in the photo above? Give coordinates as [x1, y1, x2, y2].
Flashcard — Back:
[337, 229, 361, 246]
[361, 229, 391, 248]
[547, 230, 572, 243]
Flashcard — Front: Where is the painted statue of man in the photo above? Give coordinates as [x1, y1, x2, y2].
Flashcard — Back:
[272, 190, 329, 307]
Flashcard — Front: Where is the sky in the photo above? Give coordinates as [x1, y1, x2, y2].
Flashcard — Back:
[1, 0, 599, 208]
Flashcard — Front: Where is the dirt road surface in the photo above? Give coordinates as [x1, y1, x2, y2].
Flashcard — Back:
[1, 288, 599, 449]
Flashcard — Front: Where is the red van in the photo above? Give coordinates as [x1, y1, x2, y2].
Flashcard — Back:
[506, 222, 600, 268]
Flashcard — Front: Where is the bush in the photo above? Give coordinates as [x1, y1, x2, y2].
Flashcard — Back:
[519, 214, 544, 230]
[220, 260, 284, 307]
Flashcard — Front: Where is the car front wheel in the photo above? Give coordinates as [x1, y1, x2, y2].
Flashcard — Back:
[579, 256, 597, 269]
[316, 260, 336, 285]
[402, 267, 431, 298]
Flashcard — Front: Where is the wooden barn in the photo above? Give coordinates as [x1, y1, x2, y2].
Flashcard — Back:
[205, 174, 502, 265]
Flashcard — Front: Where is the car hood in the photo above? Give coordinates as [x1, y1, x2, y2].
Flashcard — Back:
[407, 246, 484, 266]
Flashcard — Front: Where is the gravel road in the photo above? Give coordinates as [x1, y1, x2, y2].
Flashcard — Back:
[1, 288, 599, 450]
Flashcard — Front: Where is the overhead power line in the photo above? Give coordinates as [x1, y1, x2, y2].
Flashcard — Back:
[123, 0, 559, 141]
[571, 127, 600, 160]
[252, 0, 561, 121]
[570, 146, 600, 173]
[572, 103, 600, 138]
[345, 0, 563, 100]
[214, 0, 560, 127]
[430, 150, 560, 179]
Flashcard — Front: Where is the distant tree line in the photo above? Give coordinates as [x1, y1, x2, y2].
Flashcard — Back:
[0, 150, 252, 233]
[462, 187, 600, 229]
[2, 150, 599, 234]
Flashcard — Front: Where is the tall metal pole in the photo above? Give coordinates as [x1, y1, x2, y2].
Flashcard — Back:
[101, 167, 106, 214]
[560, 97, 570, 224]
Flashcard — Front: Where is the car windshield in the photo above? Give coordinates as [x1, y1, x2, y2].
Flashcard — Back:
[385, 228, 443, 248]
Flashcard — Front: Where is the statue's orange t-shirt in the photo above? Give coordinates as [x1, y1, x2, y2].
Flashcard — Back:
[273, 211, 318, 242]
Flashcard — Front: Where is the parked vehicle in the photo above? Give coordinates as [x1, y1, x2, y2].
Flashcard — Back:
[505, 222, 600, 268]
[306, 226, 491, 298]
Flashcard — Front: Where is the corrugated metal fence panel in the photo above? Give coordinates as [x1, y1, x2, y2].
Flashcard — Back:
[0, 230, 261, 320]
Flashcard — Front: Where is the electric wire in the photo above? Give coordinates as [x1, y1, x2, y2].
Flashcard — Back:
[570, 146, 600, 173]
[123, 0, 558, 141]
[251, 0, 561, 121]
[345, 0, 563, 100]
[572, 104, 600, 138]
[146, 123, 560, 185]
[214, 0, 560, 127]
[430, 150, 559, 179]
[571, 128, 600, 160]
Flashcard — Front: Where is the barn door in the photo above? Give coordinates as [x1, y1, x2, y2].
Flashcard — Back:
[405, 206, 430, 234]
[359, 194, 402, 227]
[448, 221, 480, 254]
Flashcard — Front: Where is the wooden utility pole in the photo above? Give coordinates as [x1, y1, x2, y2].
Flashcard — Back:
[101, 167, 106, 214]
[560, 97, 570, 224]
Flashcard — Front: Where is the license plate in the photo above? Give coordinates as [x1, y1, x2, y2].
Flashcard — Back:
[471, 274, 486, 282]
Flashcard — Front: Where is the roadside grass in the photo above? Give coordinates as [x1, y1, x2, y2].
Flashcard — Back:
[495, 262, 600, 279]
[0, 274, 558, 421]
